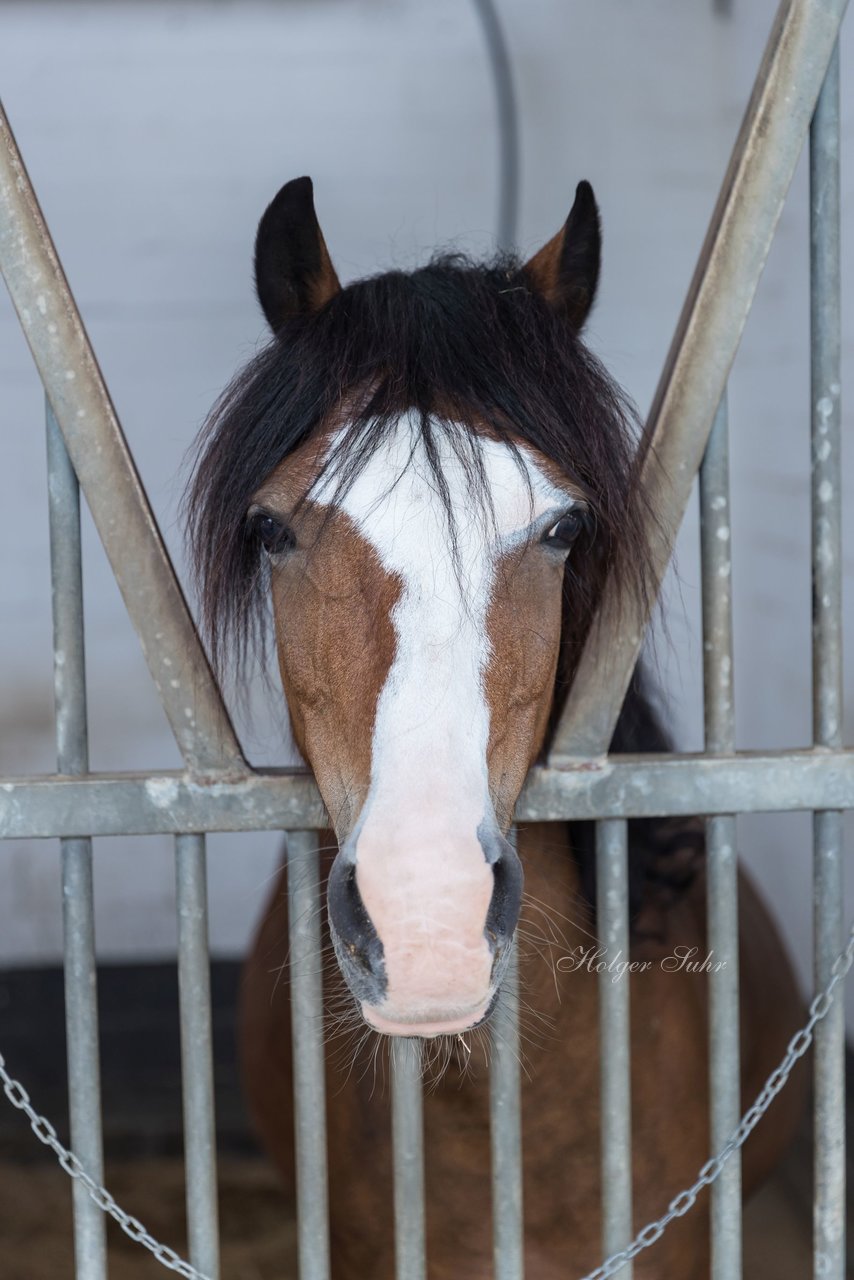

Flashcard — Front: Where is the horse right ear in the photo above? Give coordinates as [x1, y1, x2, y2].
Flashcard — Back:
[254, 176, 341, 332]
[522, 180, 601, 333]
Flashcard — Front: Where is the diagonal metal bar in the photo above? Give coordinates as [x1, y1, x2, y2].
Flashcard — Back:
[0, 101, 245, 777]
[551, 0, 849, 760]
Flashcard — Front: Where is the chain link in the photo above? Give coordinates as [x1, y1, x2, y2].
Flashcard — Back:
[1, 916, 853, 1280]
[0, 1052, 211, 1280]
[576, 915, 854, 1280]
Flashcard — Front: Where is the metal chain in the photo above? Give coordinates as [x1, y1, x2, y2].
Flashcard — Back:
[1, 916, 853, 1280]
[577, 915, 854, 1280]
[0, 1051, 211, 1280]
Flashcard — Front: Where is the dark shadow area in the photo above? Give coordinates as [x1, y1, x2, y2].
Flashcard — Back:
[0, 962, 257, 1160]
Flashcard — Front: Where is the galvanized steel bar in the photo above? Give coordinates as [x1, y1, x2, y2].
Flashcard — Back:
[470, 0, 519, 252]
[551, 0, 849, 761]
[287, 831, 331, 1280]
[0, 102, 245, 777]
[700, 394, 736, 756]
[809, 41, 846, 1280]
[699, 394, 742, 1280]
[391, 1037, 426, 1280]
[596, 819, 632, 1278]
[490, 943, 524, 1280]
[47, 401, 108, 1280]
[810, 46, 844, 753]
[175, 834, 220, 1279]
[2, 749, 854, 840]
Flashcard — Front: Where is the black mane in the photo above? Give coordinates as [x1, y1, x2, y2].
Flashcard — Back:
[186, 250, 699, 927]
[187, 251, 651, 711]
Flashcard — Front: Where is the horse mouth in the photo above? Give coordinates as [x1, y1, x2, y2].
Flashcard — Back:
[360, 998, 493, 1039]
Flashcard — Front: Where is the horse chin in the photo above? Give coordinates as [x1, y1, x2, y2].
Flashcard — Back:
[360, 997, 493, 1039]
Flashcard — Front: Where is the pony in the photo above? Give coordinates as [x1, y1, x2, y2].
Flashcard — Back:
[187, 176, 806, 1277]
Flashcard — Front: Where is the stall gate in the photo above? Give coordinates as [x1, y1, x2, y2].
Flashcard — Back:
[0, 1, 850, 1278]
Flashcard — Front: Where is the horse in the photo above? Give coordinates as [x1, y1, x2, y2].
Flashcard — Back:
[186, 176, 807, 1278]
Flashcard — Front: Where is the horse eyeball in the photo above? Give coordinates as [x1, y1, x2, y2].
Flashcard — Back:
[543, 508, 588, 551]
[251, 510, 295, 555]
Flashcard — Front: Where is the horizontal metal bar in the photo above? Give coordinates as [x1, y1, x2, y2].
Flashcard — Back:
[1, 750, 852, 840]
[0, 101, 245, 778]
[550, 0, 849, 760]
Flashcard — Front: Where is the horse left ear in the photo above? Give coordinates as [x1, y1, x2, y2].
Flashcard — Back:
[522, 180, 601, 332]
[254, 176, 341, 332]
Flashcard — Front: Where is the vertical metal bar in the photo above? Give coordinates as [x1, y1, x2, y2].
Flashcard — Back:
[391, 1037, 426, 1280]
[175, 833, 220, 1279]
[47, 399, 107, 1280]
[287, 831, 331, 1280]
[699, 392, 742, 1280]
[809, 41, 846, 1280]
[490, 943, 524, 1280]
[470, 0, 520, 252]
[596, 818, 632, 1279]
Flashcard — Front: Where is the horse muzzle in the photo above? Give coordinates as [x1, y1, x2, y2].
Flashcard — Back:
[327, 827, 522, 1037]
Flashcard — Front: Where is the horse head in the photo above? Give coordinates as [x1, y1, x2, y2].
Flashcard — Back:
[188, 177, 648, 1036]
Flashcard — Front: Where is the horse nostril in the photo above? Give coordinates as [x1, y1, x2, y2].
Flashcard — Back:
[327, 852, 386, 1003]
[481, 829, 524, 960]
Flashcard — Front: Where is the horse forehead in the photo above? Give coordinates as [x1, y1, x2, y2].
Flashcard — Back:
[311, 413, 571, 575]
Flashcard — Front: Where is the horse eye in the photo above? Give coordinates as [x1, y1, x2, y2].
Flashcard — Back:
[543, 509, 587, 550]
[251, 511, 295, 555]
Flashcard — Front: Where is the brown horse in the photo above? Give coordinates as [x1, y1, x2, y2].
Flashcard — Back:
[187, 177, 806, 1277]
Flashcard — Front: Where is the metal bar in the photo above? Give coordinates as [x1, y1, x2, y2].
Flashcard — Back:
[809, 40, 846, 1280]
[699, 394, 742, 1280]
[810, 47, 843, 752]
[490, 944, 524, 1280]
[47, 401, 108, 1280]
[550, 0, 849, 761]
[287, 831, 331, 1280]
[0, 103, 245, 777]
[391, 1037, 426, 1280]
[700, 394, 736, 757]
[470, 0, 519, 252]
[175, 834, 220, 1279]
[2, 750, 853, 840]
[596, 819, 632, 1278]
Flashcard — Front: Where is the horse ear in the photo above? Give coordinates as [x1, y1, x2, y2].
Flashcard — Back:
[254, 176, 341, 332]
[522, 180, 601, 332]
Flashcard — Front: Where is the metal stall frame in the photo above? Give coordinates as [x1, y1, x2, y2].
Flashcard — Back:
[0, 1, 849, 1278]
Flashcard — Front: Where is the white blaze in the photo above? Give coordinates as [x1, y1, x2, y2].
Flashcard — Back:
[314, 412, 572, 1030]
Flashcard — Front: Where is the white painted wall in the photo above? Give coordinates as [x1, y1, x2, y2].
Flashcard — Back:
[0, 1, 851, 1030]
